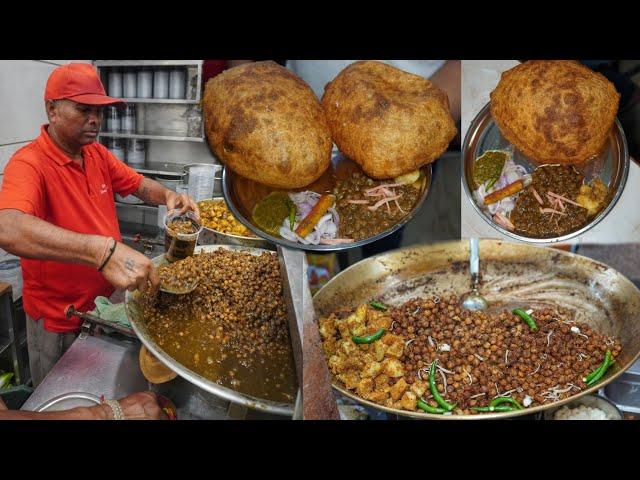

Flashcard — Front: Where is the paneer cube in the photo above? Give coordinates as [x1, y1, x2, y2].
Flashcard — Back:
[338, 372, 360, 390]
[361, 361, 382, 378]
[337, 321, 351, 340]
[374, 374, 390, 390]
[318, 316, 336, 340]
[381, 333, 403, 346]
[410, 379, 428, 398]
[385, 339, 404, 359]
[369, 314, 392, 330]
[328, 355, 344, 374]
[374, 341, 388, 362]
[344, 356, 365, 371]
[382, 358, 404, 377]
[389, 378, 409, 401]
[356, 378, 374, 397]
[346, 305, 367, 334]
[399, 390, 418, 411]
[341, 340, 357, 356]
[365, 390, 389, 403]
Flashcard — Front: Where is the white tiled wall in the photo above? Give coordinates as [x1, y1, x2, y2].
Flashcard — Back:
[0, 60, 91, 180]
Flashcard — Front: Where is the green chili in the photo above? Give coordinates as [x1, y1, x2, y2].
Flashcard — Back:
[583, 350, 612, 383]
[489, 396, 523, 410]
[584, 350, 612, 384]
[352, 328, 385, 344]
[289, 204, 296, 231]
[429, 360, 456, 411]
[369, 300, 388, 311]
[416, 398, 447, 414]
[471, 405, 518, 413]
[585, 350, 615, 387]
[513, 309, 538, 331]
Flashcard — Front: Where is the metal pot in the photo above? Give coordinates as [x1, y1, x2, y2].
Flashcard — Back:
[125, 245, 294, 416]
[197, 197, 274, 250]
[313, 239, 640, 419]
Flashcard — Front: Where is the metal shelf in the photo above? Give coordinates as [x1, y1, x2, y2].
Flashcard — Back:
[133, 166, 185, 177]
[115, 201, 159, 212]
[118, 98, 200, 105]
[94, 60, 203, 68]
[99, 132, 204, 142]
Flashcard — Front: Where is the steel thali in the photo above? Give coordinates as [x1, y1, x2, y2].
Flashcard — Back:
[223, 152, 432, 252]
[313, 239, 640, 419]
[462, 102, 629, 244]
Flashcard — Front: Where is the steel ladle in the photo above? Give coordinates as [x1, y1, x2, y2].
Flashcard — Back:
[460, 238, 488, 311]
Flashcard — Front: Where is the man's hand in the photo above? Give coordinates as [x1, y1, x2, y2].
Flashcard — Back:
[94, 392, 168, 420]
[99, 241, 159, 294]
[115, 391, 168, 420]
[165, 191, 200, 220]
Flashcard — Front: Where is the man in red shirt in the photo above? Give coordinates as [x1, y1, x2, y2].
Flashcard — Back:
[0, 63, 199, 386]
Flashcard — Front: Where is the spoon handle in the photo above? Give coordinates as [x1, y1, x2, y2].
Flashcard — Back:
[469, 237, 480, 285]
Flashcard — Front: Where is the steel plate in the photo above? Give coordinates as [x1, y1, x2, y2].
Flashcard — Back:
[462, 102, 629, 243]
[223, 152, 432, 252]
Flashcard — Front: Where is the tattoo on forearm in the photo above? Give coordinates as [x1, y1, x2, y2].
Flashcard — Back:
[137, 185, 151, 202]
[125, 258, 136, 271]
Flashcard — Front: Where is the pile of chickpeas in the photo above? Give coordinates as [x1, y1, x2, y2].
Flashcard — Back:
[167, 219, 198, 236]
[198, 199, 255, 237]
[141, 250, 291, 364]
[332, 294, 622, 415]
[158, 262, 197, 292]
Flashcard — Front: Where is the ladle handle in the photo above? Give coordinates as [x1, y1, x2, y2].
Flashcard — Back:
[469, 238, 480, 284]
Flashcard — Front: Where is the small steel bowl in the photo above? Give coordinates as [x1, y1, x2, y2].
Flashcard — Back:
[542, 393, 623, 420]
[197, 197, 275, 251]
[462, 102, 629, 244]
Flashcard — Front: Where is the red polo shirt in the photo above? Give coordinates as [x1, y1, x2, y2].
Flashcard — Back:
[0, 125, 143, 333]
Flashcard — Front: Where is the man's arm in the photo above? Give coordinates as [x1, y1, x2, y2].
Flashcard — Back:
[0, 404, 110, 420]
[0, 209, 104, 267]
[134, 177, 200, 219]
[0, 209, 159, 293]
[0, 391, 167, 420]
[133, 177, 170, 206]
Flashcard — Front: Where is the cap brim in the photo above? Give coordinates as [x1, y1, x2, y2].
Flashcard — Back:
[65, 93, 125, 106]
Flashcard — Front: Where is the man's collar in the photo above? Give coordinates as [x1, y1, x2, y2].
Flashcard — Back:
[36, 125, 90, 166]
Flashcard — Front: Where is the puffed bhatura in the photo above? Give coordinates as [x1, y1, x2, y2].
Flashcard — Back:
[322, 61, 457, 180]
[203, 61, 333, 189]
[490, 61, 620, 165]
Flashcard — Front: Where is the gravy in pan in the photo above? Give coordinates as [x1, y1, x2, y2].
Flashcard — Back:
[138, 250, 297, 404]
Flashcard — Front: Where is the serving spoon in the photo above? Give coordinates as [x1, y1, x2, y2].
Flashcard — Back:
[159, 278, 199, 295]
[461, 238, 488, 311]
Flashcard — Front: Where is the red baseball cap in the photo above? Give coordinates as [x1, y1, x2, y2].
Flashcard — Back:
[44, 63, 124, 106]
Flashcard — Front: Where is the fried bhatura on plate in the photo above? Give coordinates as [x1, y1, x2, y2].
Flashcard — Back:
[322, 61, 457, 180]
[490, 60, 620, 165]
[203, 61, 333, 189]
